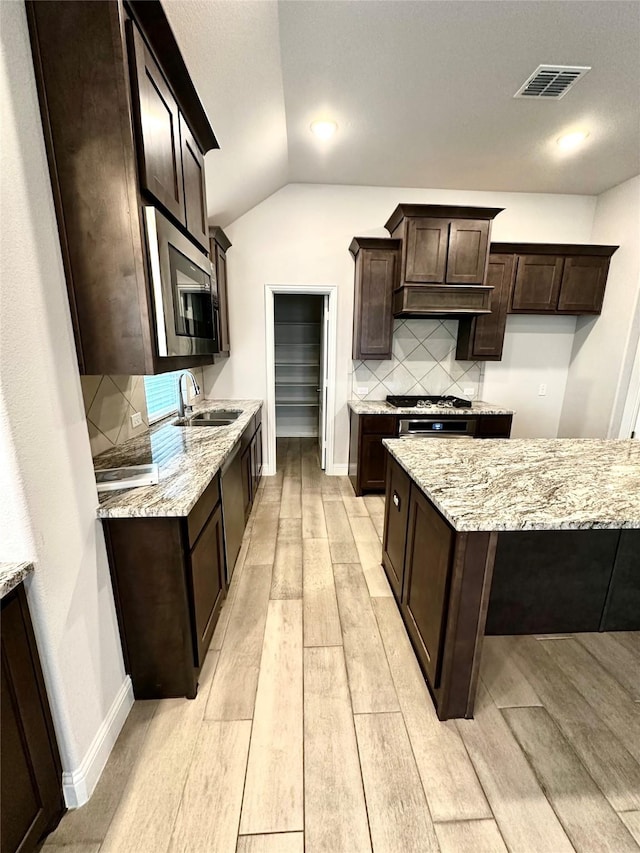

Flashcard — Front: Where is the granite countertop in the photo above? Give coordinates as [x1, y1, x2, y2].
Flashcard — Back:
[95, 400, 262, 519]
[0, 561, 34, 599]
[383, 437, 640, 532]
[348, 399, 514, 416]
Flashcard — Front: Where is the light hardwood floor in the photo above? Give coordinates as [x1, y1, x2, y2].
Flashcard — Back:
[44, 438, 640, 853]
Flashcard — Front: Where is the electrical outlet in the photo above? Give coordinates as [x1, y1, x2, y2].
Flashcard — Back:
[131, 411, 143, 428]
[356, 386, 368, 395]
[463, 387, 475, 398]
[538, 383, 547, 397]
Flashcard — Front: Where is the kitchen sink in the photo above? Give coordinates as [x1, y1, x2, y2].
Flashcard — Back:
[175, 410, 241, 428]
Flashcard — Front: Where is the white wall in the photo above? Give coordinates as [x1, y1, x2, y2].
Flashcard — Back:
[559, 175, 640, 438]
[205, 183, 596, 464]
[0, 3, 128, 803]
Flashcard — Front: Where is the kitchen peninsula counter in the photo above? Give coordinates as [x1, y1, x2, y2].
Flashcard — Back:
[380, 437, 640, 721]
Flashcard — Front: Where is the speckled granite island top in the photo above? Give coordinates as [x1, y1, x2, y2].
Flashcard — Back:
[0, 562, 34, 599]
[349, 399, 514, 416]
[383, 438, 640, 532]
[95, 400, 262, 519]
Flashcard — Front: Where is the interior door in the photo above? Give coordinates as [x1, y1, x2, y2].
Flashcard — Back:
[318, 295, 329, 469]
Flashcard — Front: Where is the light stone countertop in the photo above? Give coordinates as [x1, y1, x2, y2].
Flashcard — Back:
[383, 437, 640, 532]
[0, 561, 34, 599]
[348, 399, 514, 416]
[95, 400, 262, 519]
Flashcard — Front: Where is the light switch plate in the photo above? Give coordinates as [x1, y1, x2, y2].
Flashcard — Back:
[463, 387, 475, 398]
[356, 386, 368, 395]
[131, 411, 143, 428]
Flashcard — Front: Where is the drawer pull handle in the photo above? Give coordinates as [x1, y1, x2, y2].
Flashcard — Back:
[393, 492, 401, 509]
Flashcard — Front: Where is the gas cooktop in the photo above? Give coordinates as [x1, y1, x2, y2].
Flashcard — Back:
[386, 394, 472, 409]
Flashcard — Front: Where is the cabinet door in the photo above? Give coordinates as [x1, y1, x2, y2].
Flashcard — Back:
[254, 423, 263, 482]
[405, 218, 449, 283]
[401, 487, 454, 687]
[456, 254, 515, 360]
[180, 116, 209, 251]
[382, 457, 411, 600]
[557, 256, 610, 314]
[215, 245, 231, 355]
[241, 445, 253, 521]
[128, 23, 185, 224]
[190, 503, 225, 665]
[359, 434, 389, 491]
[446, 220, 490, 284]
[510, 255, 564, 312]
[353, 249, 397, 359]
[1, 588, 63, 853]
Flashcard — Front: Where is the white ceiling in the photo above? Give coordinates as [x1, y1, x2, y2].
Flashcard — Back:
[165, 0, 640, 227]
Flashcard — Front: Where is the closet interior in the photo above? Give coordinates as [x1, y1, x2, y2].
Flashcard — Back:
[274, 294, 324, 438]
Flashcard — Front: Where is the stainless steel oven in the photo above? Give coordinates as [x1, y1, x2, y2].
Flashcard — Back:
[144, 206, 219, 357]
[398, 418, 476, 437]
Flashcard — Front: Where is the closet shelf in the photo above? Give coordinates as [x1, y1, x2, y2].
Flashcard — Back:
[275, 401, 320, 407]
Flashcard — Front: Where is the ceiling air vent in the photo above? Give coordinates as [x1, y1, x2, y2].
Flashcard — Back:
[514, 65, 591, 99]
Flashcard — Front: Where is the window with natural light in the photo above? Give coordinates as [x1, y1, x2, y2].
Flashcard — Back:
[143, 372, 182, 423]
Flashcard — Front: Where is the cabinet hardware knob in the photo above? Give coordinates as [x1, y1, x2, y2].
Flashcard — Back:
[393, 492, 400, 509]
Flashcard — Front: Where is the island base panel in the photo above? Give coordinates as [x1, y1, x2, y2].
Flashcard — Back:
[485, 529, 620, 635]
[601, 530, 640, 631]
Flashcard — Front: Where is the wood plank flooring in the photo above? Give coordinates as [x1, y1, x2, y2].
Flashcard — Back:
[45, 438, 640, 853]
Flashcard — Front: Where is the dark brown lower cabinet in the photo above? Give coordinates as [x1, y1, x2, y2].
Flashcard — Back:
[1, 585, 64, 853]
[241, 415, 263, 522]
[382, 455, 410, 599]
[103, 476, 226, 700]
[348, 412, 398, 496]
[401, 486, 454, 688]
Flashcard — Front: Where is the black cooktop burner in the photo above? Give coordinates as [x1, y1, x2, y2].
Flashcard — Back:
[386, 394, 472, 409]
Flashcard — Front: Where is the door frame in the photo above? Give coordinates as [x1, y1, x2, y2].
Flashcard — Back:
[264, 284, 338, 475]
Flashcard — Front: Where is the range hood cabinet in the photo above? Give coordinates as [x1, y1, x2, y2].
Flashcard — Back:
[386, 204, 503, 318]
[392, 284, 493, 318]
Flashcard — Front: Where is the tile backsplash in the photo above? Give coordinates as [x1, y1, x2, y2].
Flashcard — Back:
[80, 368, 205, 457]
[351, 319, 484, 401]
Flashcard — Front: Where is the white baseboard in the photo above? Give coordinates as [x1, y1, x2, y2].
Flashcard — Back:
[262, 462, 277, 476]
[62, 675, 134, 808]
[327, 463, 348, 476]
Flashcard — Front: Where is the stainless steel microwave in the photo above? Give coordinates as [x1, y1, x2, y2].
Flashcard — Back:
[144, 206, 219, 357]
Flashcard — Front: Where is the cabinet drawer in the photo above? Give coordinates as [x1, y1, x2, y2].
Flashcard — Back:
[476, 415, 513, 438]
[361, 415, 397, 435]
[187, 475, 221, 548]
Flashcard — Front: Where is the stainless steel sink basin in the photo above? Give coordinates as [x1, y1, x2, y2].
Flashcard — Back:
[175, 410, 241, 428]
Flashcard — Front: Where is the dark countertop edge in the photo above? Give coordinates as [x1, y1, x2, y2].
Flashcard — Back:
[382, 439, 640, 533]
[95, 399, 263, 520]
[0, 561, 35, 600]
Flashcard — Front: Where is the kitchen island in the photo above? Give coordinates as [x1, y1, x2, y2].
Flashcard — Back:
[381, 437, 640, 720]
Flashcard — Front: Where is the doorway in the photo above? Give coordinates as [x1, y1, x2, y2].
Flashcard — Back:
[264, 285, 337, 475]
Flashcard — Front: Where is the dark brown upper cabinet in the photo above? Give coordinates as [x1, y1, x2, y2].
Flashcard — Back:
[404, 218, 449, 282]
[510, 254, 564, 312]
[350, 237, 401, 360]
[128, 23, 185, 225]
[384, 205, 502, 318]
[385, 205, 503, 286]
[180, 116, 209, 252]
[26, 1, 218, 375]
[557, 255, 611, 313]
[456, 253, 516, 361]
[496, 243, 618, 316]
[210, 227, 232, 357]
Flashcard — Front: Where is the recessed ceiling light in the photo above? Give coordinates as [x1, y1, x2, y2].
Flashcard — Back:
[557, 130, 589, 149]
[310, 120, 338, 139]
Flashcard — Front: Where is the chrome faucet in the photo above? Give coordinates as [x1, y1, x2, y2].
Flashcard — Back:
[177, 371, 200, 418]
